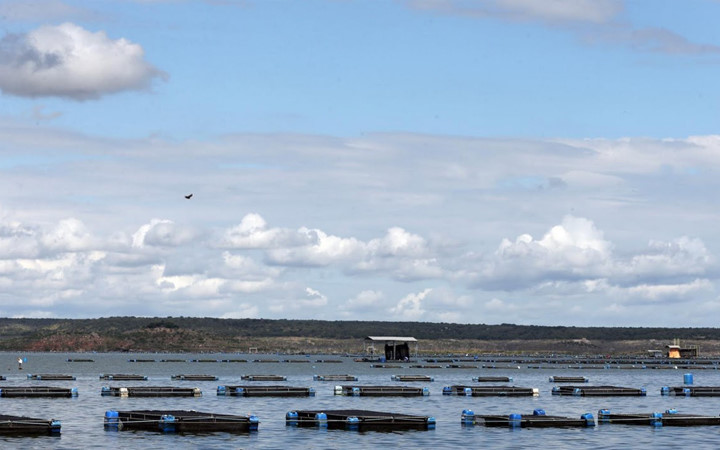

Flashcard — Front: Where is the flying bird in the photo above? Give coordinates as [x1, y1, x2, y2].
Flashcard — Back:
[185, 194, 193, 199]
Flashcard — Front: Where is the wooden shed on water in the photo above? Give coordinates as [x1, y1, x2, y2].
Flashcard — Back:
[364, 336, 418, 360]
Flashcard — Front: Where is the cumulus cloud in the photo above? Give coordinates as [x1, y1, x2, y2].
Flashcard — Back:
[0, 23, 167, 100]
[474, 216, 716, 306]
[132, 219, 195, 248]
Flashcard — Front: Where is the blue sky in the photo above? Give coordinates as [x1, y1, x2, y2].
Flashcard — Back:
[1, 0, 720, 326]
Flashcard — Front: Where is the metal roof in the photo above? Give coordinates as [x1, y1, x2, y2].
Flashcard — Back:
[365, 336, 417, 342]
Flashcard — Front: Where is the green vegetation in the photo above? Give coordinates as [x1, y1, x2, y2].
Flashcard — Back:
[0, 317, 717, 353]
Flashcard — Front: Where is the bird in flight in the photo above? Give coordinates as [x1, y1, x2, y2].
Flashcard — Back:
[185, 194, 193, 199]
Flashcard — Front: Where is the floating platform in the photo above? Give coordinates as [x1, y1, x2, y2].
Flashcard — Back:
[552, 385, 646, 396]
[549, 376, 589, 383]
[171, 374, 218, 381]
[0, 414, 61, 435]
[217, 385, 315, 397]
[446, 364, 478, 369]
[472, 376, 513, 382]
[27, 374, 76, 381]
[127, 359, 156, 363]
[462, 409, 595, 428]
[100, 374, 148, 381]
[391, 375, 434, 382]
[661, 386, 720, 397]
[286, 409, 435, 431]
[0, 386, 78, 398]
[334, 385, 429, 397]
[370, 364, 403, 369]
[315, 359, 342, 363]
[104, 410, 258, 433]
[443, 385, 538, 397]
[598, 408, 720, 426]
[66, 358, 94, 362]
[313, 375, 358, 381]
[410, 365, 443, 369]
[240, 375, 286, 381]
[101, 386, 202, 397]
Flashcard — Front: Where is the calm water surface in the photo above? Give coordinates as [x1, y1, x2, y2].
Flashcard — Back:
[2, 352, 720, 449]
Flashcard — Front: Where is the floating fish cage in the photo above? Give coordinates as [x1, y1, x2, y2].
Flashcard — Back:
[370, 364, 403, 369]
[0, 386, 78, 398]
[391, 375, 434, 382]
[240, 375, 287, 381]
[314, 359, 343, 363]
[661, 386, 720, 397]
[472, 376, 513, 382]
[100, 374, 148, 381]
[217, 385, 315, 397]
[171, 375, 218, 381]
[66, 359, 94, 363]
[446, 364, 478, 369]
[127, 359, 156, 363]
[313, 375, 358, 381]
[27, 374, 76, 381]
[409, 365, 443, 369]
[101, 386, 202, 397]
[104, 410, 258, 433]
[549, 376, 589, 383]
[286, 409, 435, 431]
[334, 385, 430, 397]
[552, 385, 646, 396]
[442, 385, 538, 397]
[461, 409, 595, 428]
[0, 414, 61, 435]
[598, 408, 720, 426]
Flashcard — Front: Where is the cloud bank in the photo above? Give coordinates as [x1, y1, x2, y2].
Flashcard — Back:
[0, 23, 167, 100]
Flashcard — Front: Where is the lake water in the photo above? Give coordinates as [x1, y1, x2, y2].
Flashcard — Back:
[2, 352, 720, 449]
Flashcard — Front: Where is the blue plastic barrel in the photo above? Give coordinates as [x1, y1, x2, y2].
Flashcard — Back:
[461, 409, 475, 426]
[464, 387, 472, 396]
[581, 413, 595, 426]
[508, 413, 522, 428]
[159, 415, 176, 433]
[104, 410, 119, 429]
[285, 411, 299, 426]
[442, 386, 452, 395]
[427, 416, 436, 429]
[660, 386, 670, 396]
[50, 420, 61, 433]
[216, 385, 227, 396]
[683, 387, 692, 397]
[533, 409, 546, 416]
[248, 415, 259, 431]
[684, 373, 694, 385]
[315, 412, 328, 428]
[598, 409, 611, 423]
[650, 412, 663, 427]
[346, 416, 360, 430]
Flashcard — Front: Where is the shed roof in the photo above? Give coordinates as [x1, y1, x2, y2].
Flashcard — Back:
[365, 336, 417, 342]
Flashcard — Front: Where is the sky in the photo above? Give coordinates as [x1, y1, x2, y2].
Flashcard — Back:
[1, 0, 720, 326]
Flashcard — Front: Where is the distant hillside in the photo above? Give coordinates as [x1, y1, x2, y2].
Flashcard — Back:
[0, 317, 716, 353]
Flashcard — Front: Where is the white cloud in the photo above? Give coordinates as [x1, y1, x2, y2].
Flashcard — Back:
[389, 288, 431, 320]
[0, 23, 167, 100]
[132, 219, 194, 248]
[405, 0, 720, 56]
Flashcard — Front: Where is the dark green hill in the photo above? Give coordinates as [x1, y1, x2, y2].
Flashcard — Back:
[0, 316, 717, 353]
